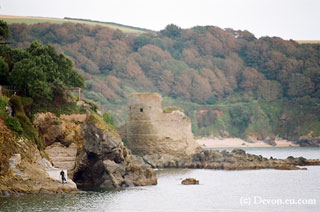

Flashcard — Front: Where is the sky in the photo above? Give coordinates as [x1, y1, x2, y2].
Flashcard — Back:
[1, 0, 320, 40]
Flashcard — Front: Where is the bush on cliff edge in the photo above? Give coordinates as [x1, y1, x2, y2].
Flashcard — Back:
[9, 96, 42, 149]
[5, 116, 22, 133]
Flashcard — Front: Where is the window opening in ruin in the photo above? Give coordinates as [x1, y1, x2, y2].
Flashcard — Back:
[140, 108, 143, 112]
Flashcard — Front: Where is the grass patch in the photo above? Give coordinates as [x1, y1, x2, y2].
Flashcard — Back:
[296, 40, 320, 44]
[31, 101, 87, 116]
[0, 95, 9, 119]
[1, 15, 149, 34]
[5, 116, 22, 133]
[103, 112, 115, 126]
[88, 113, 120, 139]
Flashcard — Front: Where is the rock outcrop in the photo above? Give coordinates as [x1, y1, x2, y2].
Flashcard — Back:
[124, 93, 200, 159]
[34, 112, 84, 148]
[44, 142, 78, 170]
[73, 113, 157, 189]
[0, 135, 77, 196]
[295, 136, 320, 147]
[177, 149, 319, 170]
[1, 112, 157, 195]
[34, 112, 85, 178]
[136, 149, 320, 170]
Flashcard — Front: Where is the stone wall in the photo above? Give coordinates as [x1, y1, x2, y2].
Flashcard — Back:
[126, 93, 199, 158]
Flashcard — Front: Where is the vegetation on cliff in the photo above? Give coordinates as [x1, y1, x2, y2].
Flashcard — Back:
[3, 19, 320, 140]
[0, 41, 84, 108]
[0, 20, 87, 151]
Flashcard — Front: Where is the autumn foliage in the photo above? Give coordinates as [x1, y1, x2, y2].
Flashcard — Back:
[6, 22, 320, 138]
[8, 22, 320, 104]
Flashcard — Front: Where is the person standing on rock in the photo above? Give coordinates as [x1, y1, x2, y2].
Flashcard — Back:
[60, 170, 66, 184]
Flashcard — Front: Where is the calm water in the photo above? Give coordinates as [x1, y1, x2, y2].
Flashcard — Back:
[1, 147, 319, 212]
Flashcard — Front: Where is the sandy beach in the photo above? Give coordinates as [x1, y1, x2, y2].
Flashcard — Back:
[196, 137, 299, 148]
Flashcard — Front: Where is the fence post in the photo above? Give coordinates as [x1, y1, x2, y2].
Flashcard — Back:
[78, 88, 81, 101]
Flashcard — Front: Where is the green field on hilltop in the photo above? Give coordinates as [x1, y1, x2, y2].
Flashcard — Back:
[296, 40, 320, 44]
[1, 16, 150, 33]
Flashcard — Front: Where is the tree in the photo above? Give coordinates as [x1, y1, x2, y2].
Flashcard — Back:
[287, 73, 313, 98]
[229, 105, 251, 135]
[0, 20, 9, 41]
[0, 56, 8, 84]
[257, 80, 282, 101]
[6, 41, 84, 104]
[133, 34, 152, 51]
[160, 24, 182, 39]
[238, 67, 264, 92]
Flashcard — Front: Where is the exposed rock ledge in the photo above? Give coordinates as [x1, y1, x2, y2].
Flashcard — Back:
[0, 140, 78, 196]
[34, 112, 157, 190]
[1, 112, 158, 196]
[72, 114, 157, 189]
[295, 136, 320, 147]
[133, 149, 320, 170]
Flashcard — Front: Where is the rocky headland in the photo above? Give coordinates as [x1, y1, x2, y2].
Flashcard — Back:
[35, 112, 157, 190]
[132, 149, 320, 170]
[1, 93, 319, 196]
[0, 111, 157, 196]
[120, 93, 320, 171]
[0, 119, 77, 196]
[295, 136, 320, 147]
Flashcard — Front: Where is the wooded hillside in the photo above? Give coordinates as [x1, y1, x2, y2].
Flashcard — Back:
[5, 22, 320, 140]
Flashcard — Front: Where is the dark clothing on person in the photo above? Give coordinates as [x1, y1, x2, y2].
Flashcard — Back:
[60, 170, 66, 184]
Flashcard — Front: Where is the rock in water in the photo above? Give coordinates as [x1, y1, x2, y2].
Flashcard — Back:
[181, 178, 199, 185]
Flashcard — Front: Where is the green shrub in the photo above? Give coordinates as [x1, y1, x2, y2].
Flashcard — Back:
[229, 105, 251, 136]
[85, 99, 98, 112]
[0, 95, 9, 110]
[16, 113, 37, 138]
[5, 116, 22, 133]
[21, 97, 33, 107]
[88, 113, 119, 138]
[0, 95, 9, 119]
[53, 120, 62, 125]
[31, 101, 86, 116]
[9, 96, 24, 114]
[103, 112, 115, 126]
[122, 139, 128, 145]
[9, 96, 42, 149]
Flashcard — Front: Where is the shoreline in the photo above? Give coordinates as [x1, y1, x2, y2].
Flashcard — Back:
[196, 137, 299, 148]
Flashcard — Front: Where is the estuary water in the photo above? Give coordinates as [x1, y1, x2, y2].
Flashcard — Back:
[1, 147, 319, 212]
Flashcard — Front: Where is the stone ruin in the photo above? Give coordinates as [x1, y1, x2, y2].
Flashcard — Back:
[125, 93, 200, 159]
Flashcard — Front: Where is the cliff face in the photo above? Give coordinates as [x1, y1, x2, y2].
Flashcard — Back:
[1, 110, 157, 195]
[34, 112, 157, 190]
[125, 93, 200, 159]
[73, 114, 157, 189]
[33, 113, 85, 177]
[0, 120, 77, 195]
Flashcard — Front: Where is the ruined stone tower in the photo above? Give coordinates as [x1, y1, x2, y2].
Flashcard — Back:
[126, 93, 199, 158]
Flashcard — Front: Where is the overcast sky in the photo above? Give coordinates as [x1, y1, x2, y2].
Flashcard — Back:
[1, 0, 320, 40]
